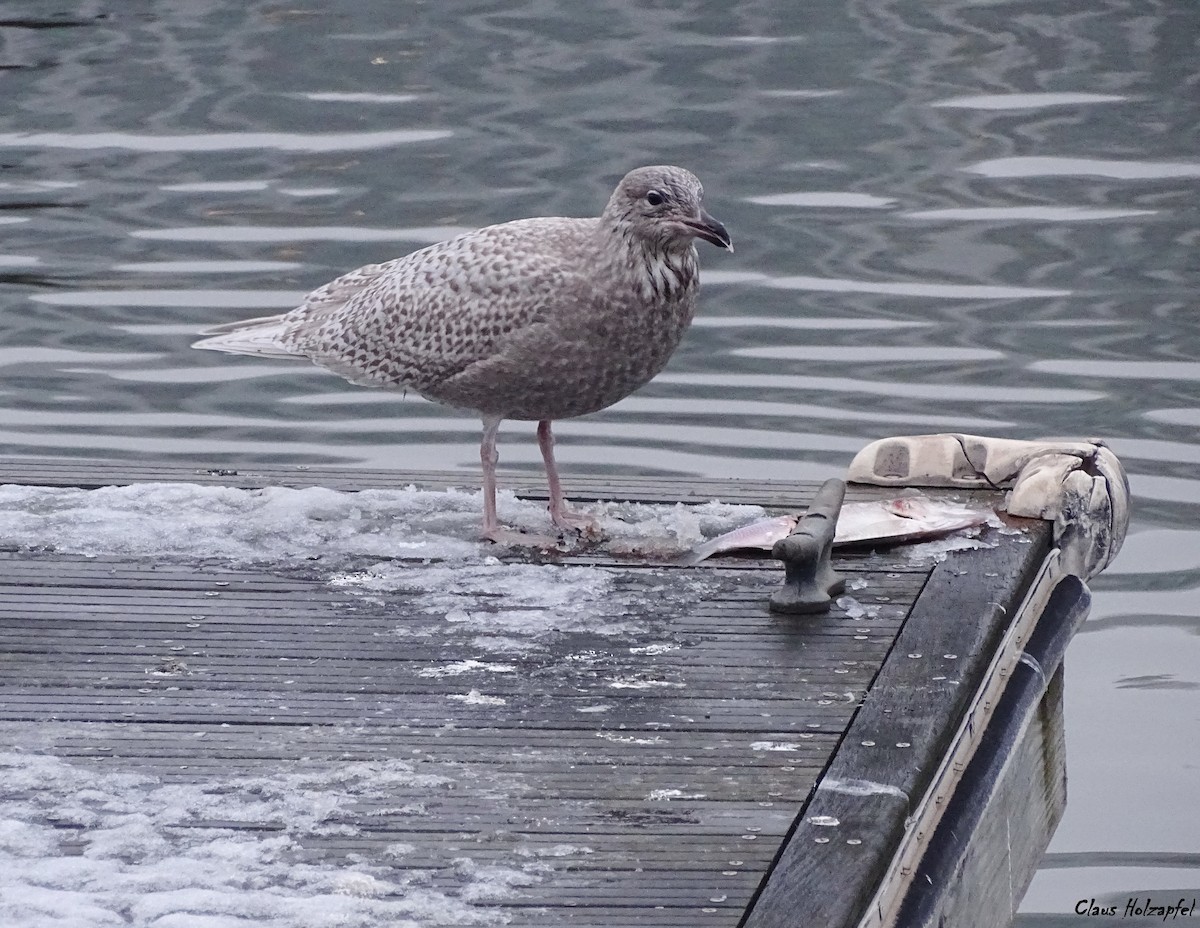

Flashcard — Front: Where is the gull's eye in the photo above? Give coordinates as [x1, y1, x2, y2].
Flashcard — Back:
[645, 190, 665, 206]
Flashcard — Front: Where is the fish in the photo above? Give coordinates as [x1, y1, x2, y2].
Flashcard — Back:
[835, 496, 991, 546]
[678, 496, 991, 565]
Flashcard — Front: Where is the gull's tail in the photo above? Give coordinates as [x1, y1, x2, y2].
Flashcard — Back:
[192, 314, 303, 360]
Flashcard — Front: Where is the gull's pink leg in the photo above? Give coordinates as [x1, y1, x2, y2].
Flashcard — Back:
[478, 416, 559, 547]
[537, 420, 600, 536]
[479, 415, 502, 539]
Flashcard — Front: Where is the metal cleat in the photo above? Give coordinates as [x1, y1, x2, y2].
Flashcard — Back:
[769, 478, 848, 614]
[847, 434, 1130, 580]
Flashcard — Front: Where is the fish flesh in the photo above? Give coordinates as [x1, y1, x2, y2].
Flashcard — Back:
[680, 497, 989, 565]
[679, 496, 990, 565]
[836, 496, 990, 545]
[680, 514, 802, 565]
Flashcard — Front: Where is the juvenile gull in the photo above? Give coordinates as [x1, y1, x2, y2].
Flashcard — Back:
[193, 165, 732, 543]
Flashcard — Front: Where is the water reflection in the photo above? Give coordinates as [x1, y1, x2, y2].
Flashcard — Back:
[657, 372, 1106, 404]
[1031, 361, 1200, 381]
[160, 181, 273, 193]
[114, 260, 305, 273]
[130, 225, 473, 243]
[905, 206, 1156, 221]
[706, 269, 1072, 298]
[930, 92, 1130, 109]
[736, 345, 1005, 362]
[966, 157, 1200, 180]
[693, 315, 931, 331]
[299, 91, 420, 104]
[748, 192, 896, 208]
[0, 129, 452, 152]
[30, 290, 303, 308]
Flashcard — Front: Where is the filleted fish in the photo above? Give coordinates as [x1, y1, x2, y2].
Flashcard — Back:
[679, 495, 990, 565]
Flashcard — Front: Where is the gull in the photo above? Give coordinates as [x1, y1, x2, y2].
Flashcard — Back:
[194, 165, 732, 543]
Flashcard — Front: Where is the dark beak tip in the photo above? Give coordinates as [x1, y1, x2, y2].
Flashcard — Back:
[700, 215, 733, 252]
[684, 210, 732, 252]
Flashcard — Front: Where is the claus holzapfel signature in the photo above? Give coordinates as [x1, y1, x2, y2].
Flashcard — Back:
[1076, 897, 1197, 920]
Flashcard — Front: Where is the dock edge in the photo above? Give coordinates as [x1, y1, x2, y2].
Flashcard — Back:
[855, 550, 1089, 927]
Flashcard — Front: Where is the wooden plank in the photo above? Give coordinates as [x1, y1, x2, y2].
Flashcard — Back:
[0, 694, 861, 733]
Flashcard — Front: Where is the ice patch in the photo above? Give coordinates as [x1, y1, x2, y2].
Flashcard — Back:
[628, 643, 678, 655]
[515, 843, 593, 859]
[606, 677, 685, 690]
[0, 750, 525, 928]
[835, 595, 879, 620]
[416, 660, 516, 678]
[341, 559, 643, 645]
[596, 732, 666, 746]
[904, 533, 997, 562]
[0, 482, 734, 650]
[587, 498, 763, 556]
[453, 857, 544, 902]
[333, 872, 392, 897]
[646, 788, 706, 801]
[0, 482, 762, 566]
[0, 482, 481, 564]
[446, 690, 507, 706]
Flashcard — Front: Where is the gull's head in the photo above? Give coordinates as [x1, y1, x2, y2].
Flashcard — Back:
[604, 165, 733, 253]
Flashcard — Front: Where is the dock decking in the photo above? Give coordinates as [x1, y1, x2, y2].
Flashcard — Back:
[0, 460, 1061, 927]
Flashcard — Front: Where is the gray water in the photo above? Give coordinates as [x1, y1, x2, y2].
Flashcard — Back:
[1, 0, 1197, 920]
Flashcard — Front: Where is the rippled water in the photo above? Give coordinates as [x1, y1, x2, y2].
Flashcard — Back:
[1, 0, 1197, 919]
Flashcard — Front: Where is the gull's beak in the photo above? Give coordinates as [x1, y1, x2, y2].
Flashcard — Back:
[687, 208, 734, 253]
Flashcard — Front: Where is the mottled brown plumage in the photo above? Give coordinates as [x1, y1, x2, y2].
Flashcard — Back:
[194, 165, 731, 542]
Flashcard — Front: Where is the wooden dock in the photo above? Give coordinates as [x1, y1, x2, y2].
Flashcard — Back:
[0, 459, 1085, 927]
